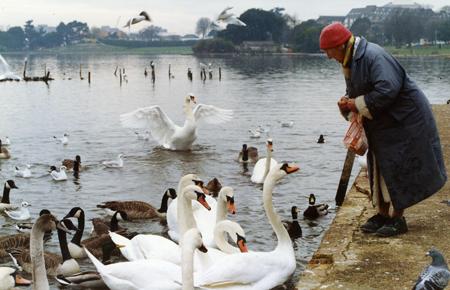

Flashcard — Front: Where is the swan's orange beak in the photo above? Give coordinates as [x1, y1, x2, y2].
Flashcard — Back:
[286, 164, 299, 174]
[237, 239, 248, 253]
[227, 196, 236, 214]
[15, 275, 31, 286]
[196, 193, 211, 210]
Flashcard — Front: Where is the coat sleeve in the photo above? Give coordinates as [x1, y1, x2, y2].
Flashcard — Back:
[364, 54, 405, 118]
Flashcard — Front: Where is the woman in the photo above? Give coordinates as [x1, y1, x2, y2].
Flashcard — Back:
[319, 22, 447, 237]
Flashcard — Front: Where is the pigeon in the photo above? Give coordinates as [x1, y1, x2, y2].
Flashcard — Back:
[413, 248, 450, 290]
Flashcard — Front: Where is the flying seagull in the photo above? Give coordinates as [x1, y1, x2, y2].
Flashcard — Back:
[211, 7, 246, 31]
[413, 248, 450, 290]
[123, 11, 151, 28]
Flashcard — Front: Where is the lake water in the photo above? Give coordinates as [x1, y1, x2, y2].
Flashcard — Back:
[0, 52, 449, 289]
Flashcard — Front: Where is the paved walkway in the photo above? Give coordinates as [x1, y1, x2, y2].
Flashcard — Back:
[296, 105, 450, 290]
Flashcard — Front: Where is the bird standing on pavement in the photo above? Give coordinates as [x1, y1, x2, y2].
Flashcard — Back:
[413, 248, 450, 290]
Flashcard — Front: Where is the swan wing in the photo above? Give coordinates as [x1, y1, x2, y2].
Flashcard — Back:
[251, 158, 277, 183]
[120, 106, 178, 145]
[132, 235, 181, 264]
[166, 199, 180, 242]
[218, 7, 234, 21]
[193, 104, 233, 125]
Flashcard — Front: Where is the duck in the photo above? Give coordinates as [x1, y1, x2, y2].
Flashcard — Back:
[195, 163, 299, 289]
[0, 139, 11, 159]
[303, 193, 329, 220]
[102, 154, 124, 168]
[237, 144, 258, 163]
[9, 218, 80, 277]
[14, 165, 32, 178]
[283, 206, 302, 239]
[50, 166, 68, 181]
[317, 134, 325, 144]
[110, 219, 248, 272]
[251, 139, 278, 184]
[248, 129, 261, 139]
[123, 11, 151, 28]
[91, 210, 128, 236]
[120, 94, 233, 150]
[55, 271, 105, 289]
[281, 121, 294, 128]
[166, 174, 208, 241]
[0, 180, 19, 211]
[62, 155, 82, 171]
[0, 267, 31, 289]
[97, 188, 177, 219]
[5, 201, 31, 221]
[54, 133, 69, 145]
[206, 177, 222, 197]
[86, 228, 207, 290]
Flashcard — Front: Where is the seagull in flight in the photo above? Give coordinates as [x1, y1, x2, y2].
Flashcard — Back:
[123, 11, 151, 29]
[211, 7, 246, 31]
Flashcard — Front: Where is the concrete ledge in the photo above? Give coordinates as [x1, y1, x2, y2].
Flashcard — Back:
[296, 105, 450, 290]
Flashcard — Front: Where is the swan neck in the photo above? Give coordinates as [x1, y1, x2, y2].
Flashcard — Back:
[71, 212, 84, 246]
[215, 196, 227, 223]
[158, 193, 170, 213]
[57, 227, 72, 261]
[214, 226, 238, 254]
[1, 185, 10, 204]
[263, 149, 272, 181]
[183, 101, 195, 121]
[263, 177, 292, 249]
[177, 195, 196, 236]
[181, 244, 195, 290]
[31, 225, 50, 290]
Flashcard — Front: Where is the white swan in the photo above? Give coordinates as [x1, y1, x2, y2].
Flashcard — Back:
[195, 163, 299, 289]
[0, 267, 31, 289]
[5, 201, 31, 220]
[50, 166, 68, 181]
[102, 154, 124, 168]
[123, 11, 151, 28]
[86, 228, 207, 290]
[110, 219, 247, 270]
[14, 165, 32, 178]
[0, 180, 19, 211]
[167, 174, 209, 242]
[120, 94, 233, 150]
[194, 186, 236, 247]
[251, 139, 278, 184]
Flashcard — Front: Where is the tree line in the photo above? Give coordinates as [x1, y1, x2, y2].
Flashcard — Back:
[1, 6, 450, 53]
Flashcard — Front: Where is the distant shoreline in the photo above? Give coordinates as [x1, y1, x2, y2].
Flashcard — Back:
[1, 43, 450, 58]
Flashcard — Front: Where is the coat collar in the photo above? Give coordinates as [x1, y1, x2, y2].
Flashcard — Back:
[353, 37, 368, 62]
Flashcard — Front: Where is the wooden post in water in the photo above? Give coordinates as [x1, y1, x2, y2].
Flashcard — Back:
[80, 64, 82, 80]
[23, 60, 27, 79]
[168, 64, 171, 79]
[44, 64, 46, 76]
[219, 67, 222, 81]
[119, 70, 122, 86]
[88, 72, 91, 84]
[114, 66, 118, 76]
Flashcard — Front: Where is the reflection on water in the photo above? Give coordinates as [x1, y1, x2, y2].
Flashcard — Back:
[0, 53, 448, 289]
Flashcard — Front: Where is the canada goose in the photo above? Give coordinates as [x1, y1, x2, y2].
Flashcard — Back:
[0, 267, 31, 289]
[303, 194, 329, 220]
[237, 144, 258, 163]
[96, 188, 177, 219]
[283, 206, 302, 239]
[0, 140, 11, 159]
[281, 121, 294, 128]
[8, 218, 78, 277]
[206, 177, 222, 197]
[91, 210, 128, 236]
[0, 180, 19, 211]
[62, 155, 81, 171]
[64, 207, 134, 260]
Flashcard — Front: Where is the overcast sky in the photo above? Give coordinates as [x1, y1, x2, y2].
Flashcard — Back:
[0, 0, 448, 35]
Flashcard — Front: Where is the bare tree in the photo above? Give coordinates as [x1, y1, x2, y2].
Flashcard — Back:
[196, 17, 212, 39]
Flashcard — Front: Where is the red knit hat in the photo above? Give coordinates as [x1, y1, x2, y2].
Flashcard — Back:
[319, 22, 352, 50]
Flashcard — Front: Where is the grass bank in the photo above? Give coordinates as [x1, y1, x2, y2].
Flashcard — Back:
[2, 43, 193, 55]
[386, 45, 450, 57]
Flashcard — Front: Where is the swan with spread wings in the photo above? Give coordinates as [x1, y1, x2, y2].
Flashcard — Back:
[120, 94, 233, 150]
